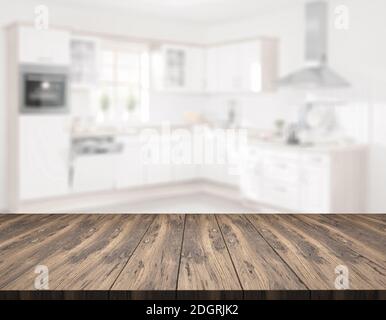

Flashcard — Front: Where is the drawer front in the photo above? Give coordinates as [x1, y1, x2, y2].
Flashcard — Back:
[262, 180, 299, 210]
[263, 156, 300, 182]
[301, 154, 330, 168]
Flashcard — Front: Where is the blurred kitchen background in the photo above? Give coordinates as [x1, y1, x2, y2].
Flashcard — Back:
[0, 0, 385, 213]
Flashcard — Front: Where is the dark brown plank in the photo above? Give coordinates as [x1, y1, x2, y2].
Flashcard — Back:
[371, 215, 386, 223]
[0, 214, 55, 241]
[216, 215, 306, 291]
[0, 215, 76, 263]
[177, 215, 241, 298]
[0, 214, 28, 227]
[111, 215, 185, 295]
[247, 214, 335, 289]
[278, 215, 386, 290]
[0, 215, 109, 289]
[51, 215, 154, 290]
[304, 215, 386, 263]
[343, 215, 386, 235]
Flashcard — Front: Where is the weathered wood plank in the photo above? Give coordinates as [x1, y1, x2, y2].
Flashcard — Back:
[0, 214, 385, 295]
[0, 215, 109, 289]
[304, 215, 386, 262]
[277, 215, 386, 289]
[112, 215, 185, 294]
[0, 215, 54, 241]
[297, 215, 386, 267]
[0, 214, 28, 227]
[371, 215, 386, 223]
[216, 214, 306, 291]
[52, 215, 154, 290]
[344, 215, 386, 235]
[246, 214, 334, 289]
[177, 215, 241, 297]
[0, 215, 76, 262]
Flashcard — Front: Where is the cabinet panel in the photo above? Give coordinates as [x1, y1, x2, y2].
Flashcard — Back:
[262, 179, 299, 211]
[300, 154, 330, 213]
[153, 45, 205, 93]
[300, 167, 329, 213]
[263, 155, 300, 183]
[19, 116, 70, 200]
[73, 154, 117, 193]
[70, 36, 99, 86]
[19, 26, 70, 65]
[207, 39, 277, 93]
[116, 137, 146, 188]
[240, 161, 263, 202]
[206, 47, 219, 92]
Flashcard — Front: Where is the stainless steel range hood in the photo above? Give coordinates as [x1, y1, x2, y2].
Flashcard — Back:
[279, 1, 350, 88]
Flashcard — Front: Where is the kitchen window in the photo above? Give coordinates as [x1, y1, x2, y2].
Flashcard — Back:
[98, 41, 149, 122]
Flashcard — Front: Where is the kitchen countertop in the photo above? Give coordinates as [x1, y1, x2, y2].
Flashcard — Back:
[71, 123, 367, 154]
[247, 138, 367, 153]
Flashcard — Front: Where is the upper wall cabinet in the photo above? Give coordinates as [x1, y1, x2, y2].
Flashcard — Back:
[18, 26, 70, 66]
[70, 36, 100, 87]
[152, 44, 205, 93]
[207, 39, 278, 93]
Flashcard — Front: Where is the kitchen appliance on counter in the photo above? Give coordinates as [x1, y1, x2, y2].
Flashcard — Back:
[20, 64, 69, 114]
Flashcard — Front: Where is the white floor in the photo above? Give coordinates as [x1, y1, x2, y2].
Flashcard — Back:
[83, 193, 258, 214]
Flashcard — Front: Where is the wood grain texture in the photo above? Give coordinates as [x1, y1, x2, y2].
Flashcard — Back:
[247, 215, 333, 289]
[303, 215, 386, 264]
[0, 214, 385, 298]
[216, 214, 306, 290]
[178, 215, 241, 294]
[52, 215, 154, 290]
[252, 215, 386, 290]
[112, 215, 185, 292]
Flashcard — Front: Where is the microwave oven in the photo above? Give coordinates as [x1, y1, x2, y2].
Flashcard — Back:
[20, 64, 69, 114]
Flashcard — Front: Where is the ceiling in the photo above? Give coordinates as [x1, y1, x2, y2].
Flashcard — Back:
[47, 0, 306, 25]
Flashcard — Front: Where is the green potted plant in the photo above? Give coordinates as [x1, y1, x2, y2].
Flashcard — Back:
[100, 93, 110, 117]
[125, 92, 137, 121]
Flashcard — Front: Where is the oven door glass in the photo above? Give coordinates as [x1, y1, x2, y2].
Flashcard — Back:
[24, 73, 67, 108]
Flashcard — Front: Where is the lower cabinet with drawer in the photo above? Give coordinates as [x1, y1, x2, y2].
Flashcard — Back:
[262, 179, 300, 211]
[240, 147, 366, 213]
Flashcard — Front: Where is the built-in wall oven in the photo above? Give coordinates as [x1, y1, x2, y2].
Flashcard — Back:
[20, 64, 69, 114]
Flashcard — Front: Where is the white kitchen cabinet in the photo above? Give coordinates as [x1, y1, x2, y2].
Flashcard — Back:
[73, 154, 117, 193]
[115, 137, 146, 188]
[19, 115, 70, 200]
[142, 136, 173, 185]
[262, 179, 300, 211]
[207, 39, 277, 93]
[200, 133, 238, 185]
[239, 146, 366, 213]
[70, 36, 99, 87]
[170, 133, 196, 182]
[240, 154, 263, 202]
[18, 26, 70, 66]
[205, 47, 219, 93]
[152, 44, 205, 93]
[299, 154, 330, 213]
